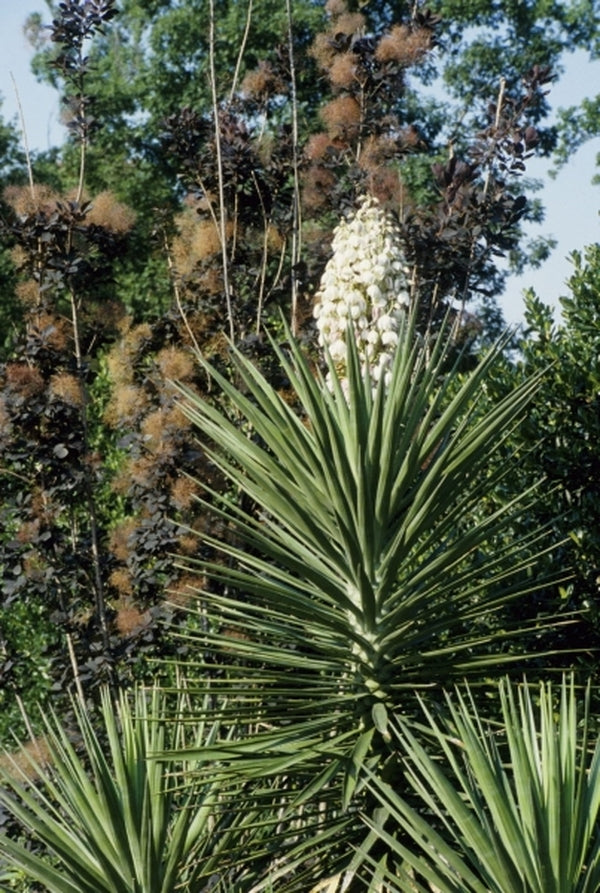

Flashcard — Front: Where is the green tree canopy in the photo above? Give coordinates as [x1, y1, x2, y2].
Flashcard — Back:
[0, 101, 28, 355]
[28, 0, 600, 175]
[476, 244, 600, 666]
[11, 0, 581, 327]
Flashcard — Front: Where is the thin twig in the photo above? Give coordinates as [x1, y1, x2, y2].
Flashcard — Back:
[66, 632, 86, 703]
[65, 153, 111, 669]
[231, 191, 239, 261]
[68, 285, 112, 667]
[270, 238, 288, 299]
[356, 85, 366, 163]
[251, 170, 270, 334]
[10, 73, 35, 198]
[76, 129, 87, 205]
[74, 54, 87, 203]
[460, 76, 507, 311]
[286, 0, 302, 336]
[228, 0, 254, 103]
[11, 74, 46, 303]
[209, 0, 235, 342]
[256, 227, 270, 336]
[483, 77, 506, 201]
[161, 225, 203, 358]
[15, 694, 40, 754]
[0, 466, 31, 485]
[196, 172, 221, 238]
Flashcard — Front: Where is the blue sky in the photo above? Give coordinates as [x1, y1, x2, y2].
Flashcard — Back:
[503, 53, 600, 325]
[1, 3, 598, 326]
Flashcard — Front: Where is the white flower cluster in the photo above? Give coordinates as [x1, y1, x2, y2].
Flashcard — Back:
[313, 195, 410, 389]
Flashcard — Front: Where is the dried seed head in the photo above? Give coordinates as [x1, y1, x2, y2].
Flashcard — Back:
[3, 183, 58, 216]
[49, 373, 82, 406]
[86, 190, 136, 233]
[5, 363, 45, 397]
[334, 12, 366, 36]
[15, 280, 40, 308]
[329, 51, 357, 88]
[109, 518, 138, 562]
[168, 573, 201, 608]
[171, 475, 199, 510]
[114, 599, 151, 636]
[155, 346, 196, 382]
[320, 95, 361, 141]
[375, 25, 432, 66]
[305, 132, 335, 162]
[325, 0, 347, 16]
[103, 383, 148, 426]
[109, 567, 134, 597]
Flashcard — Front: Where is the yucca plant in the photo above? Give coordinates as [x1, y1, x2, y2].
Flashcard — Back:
[363, 676, 600, 893]
[0, 686, 272, 892]
[166, 301, 570, 886]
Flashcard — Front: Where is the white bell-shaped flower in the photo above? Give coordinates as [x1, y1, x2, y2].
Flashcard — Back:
[313, 194, 410, 389]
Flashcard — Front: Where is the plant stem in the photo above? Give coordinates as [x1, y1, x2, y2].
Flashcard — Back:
[10, 73, 35, 199]
[209, 0, 235, 342]
[68, 286, 112, 668]
[228, 0, 254, 102]
[286, 0, 302, 336]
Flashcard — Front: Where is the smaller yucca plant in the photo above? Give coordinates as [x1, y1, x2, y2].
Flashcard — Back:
[0, 686, 234, 893]
[363, 676, 600, 893]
